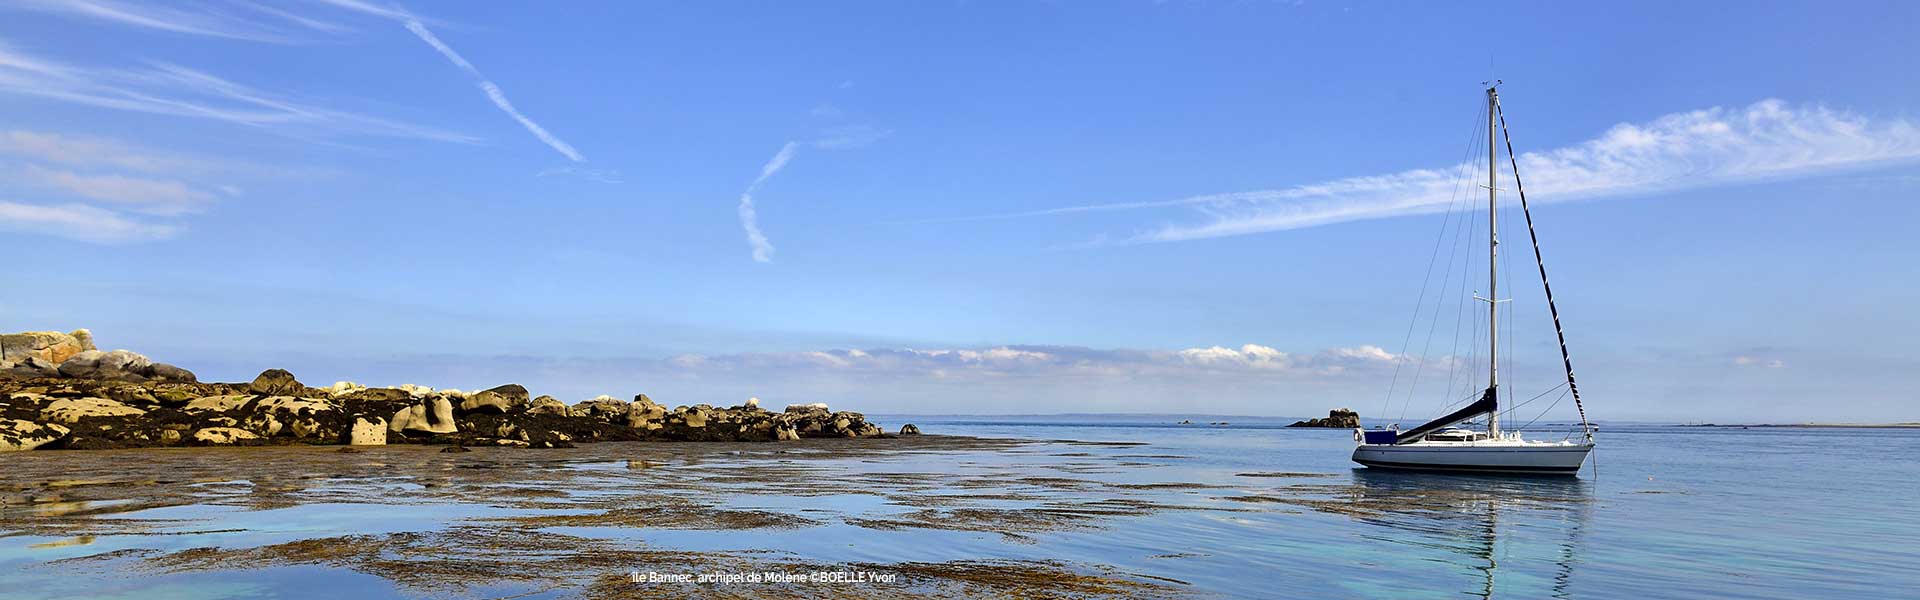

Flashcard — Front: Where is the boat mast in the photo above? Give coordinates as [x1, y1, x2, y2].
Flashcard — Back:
[1486, 85, 1501, 438]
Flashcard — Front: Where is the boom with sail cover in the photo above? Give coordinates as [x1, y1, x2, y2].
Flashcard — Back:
[1397, 387, 1498, 444]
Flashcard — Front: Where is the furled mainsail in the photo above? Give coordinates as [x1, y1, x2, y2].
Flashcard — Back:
[1397, 387, 1498, 444]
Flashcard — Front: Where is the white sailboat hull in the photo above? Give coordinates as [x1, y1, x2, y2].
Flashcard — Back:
[1352, 441, 1592, 475]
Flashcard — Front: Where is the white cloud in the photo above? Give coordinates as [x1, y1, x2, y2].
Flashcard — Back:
[20, 165, 214, 215]
[0, 45, 477, 143]
[737, 142, 799, 263]
[0, 130, 217, 173]
[0, 200, 176, 243]
[935, 99, 1920, 243]
[674, 342, 1401, 379]
[1734, 356, 1787, 369]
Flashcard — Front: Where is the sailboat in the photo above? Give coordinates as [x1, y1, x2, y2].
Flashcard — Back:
[1352, 83, 1595, 475]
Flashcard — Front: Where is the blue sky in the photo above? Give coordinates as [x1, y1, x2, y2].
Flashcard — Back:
[2, 1, 1916, 422]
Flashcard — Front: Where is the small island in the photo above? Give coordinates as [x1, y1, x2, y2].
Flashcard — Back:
[1, 329, 893, 451]
[1287, 408, 1361, 428]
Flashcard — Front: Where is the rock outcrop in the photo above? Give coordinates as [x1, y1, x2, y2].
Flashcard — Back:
[2, 331, 194, 384]
[1, 419, 69, 451]
[527, 395, 568, 416]
[0, 330, 94, 364]
[0, 330, 891, 452]
[1288, 408, 1361, 428]
[248, 369, 306, 396]
[193, 427, 260, 445]
[391, 396, 459, 435]
[348, 417, 387, 445]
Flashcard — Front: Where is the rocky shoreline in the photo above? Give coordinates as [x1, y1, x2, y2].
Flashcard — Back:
[0, 330, 897, 451]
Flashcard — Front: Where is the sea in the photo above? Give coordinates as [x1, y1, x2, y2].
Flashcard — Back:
[2, 415, 1915, 599]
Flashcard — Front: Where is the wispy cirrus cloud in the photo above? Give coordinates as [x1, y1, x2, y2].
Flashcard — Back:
[4, 0, 316, 43]
[19, 165, 212, 216]
[0, 129, 325, 243]
[0, 130, 326, 178]
[0, 200, 177, 243]
[737, 142, 800, 263]
[930, 99, 1920, 244]
[0, 44, 477, 142]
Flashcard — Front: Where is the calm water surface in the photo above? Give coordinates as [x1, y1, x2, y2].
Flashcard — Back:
[2, 416, 1915, 599]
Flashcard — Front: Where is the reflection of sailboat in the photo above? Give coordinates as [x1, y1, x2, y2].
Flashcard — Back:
[1344, 469, 1591, 599]
[1353, 84, 1594, 475]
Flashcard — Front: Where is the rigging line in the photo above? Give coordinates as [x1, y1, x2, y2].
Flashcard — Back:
[1432, 162, 1485, 421]
[1515, 386, 1572, 432]
[1380, 98, 1487, 420]
[1436, 189, 1479, 418]
[1496, 101, 1593, 442]
[1406, 118, 1487, 422]
[1396, 107, 1486, 423]
[1503, 381, 1568, 426]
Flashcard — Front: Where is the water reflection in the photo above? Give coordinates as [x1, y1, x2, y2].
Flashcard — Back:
[1336, 470, 1592, 599]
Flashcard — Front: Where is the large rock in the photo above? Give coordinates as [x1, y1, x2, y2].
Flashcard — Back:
[144, 362, 196, 382]
[0, 356, 60, 379]
[0, 330, 95, 365]
[248, 369, 306, 395]
[41, 397, 146, 424]
[245, 396, 339, 439]
[900, 424, 921, 435]
[570, 396, 630, 421]
[57, 350, 151, 381]
[390, 396, 458, 435]
[2, 330, 192, 382]
[192, 427, 259, 445]
[1288, 408, 1361, 428]
[482, 384, 529, 405]
[460, 387, 527, 414]
[0, 419, 70, 451]
[348, 417, 387, 445]
[527, 395, 568, 416]
[626, 395, 667, 430]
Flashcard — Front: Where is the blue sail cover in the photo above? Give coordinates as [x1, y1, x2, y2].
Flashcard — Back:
[1362, 429, 1399, 444]
[1397, 387, 1499, 444]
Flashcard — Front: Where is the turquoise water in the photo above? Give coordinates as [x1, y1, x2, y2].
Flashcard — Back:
[892, 417, 1920, 599]
[3, 417, 1916, 598]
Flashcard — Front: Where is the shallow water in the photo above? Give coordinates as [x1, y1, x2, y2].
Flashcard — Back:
[2, 417, 1915, 599]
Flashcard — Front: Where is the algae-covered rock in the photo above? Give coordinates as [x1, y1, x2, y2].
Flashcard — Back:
[527, 395, 568, 416]
[192, 427, 260, 445]
[390, 396, 458, 435]
[248, 369, 305, 396]
[41, 397, 145, 424]
[0, 419, 69, 451]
